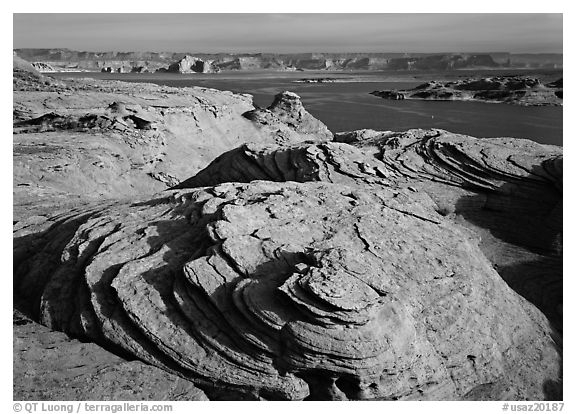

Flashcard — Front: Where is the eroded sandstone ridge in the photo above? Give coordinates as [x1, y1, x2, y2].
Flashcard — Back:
[13, 58, 562, 401]
[13, 178, 560, 400]
[370, 77, 563, 106]
[13, 57, 330, 219]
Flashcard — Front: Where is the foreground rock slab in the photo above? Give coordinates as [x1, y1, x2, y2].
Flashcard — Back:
[14, 179, 561, 400]
[13, 310, 208, 401]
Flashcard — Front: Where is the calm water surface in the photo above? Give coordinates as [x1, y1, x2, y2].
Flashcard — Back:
[54, 70, 563, 146]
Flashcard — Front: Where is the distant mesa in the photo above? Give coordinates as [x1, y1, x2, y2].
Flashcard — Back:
[158, 55, 219, 74]
[12, 49, 563, 73]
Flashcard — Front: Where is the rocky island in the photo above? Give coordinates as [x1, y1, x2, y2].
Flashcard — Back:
[370, 76, 563, 106]
[13, 54, 562, 401]
[293, 78, 341, 83]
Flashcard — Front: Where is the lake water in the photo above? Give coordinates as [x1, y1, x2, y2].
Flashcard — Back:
[53, 70, 563, 146]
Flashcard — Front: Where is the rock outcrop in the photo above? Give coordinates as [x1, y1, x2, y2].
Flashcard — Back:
[31, 62, 56, 72]
[13, 57, 562, 401]
[162, 55, 218, 74]
[173, 141, 393, 190]
[371, 76, 563, 106]
[13, 61, 331, 219]
[335, 128, 563, 330]
[243, 91, 332, 143]
[13, 178, 561, 400]
[174, 130, 563, 332]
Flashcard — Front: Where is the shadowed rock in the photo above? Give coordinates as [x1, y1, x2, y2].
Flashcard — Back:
[172, 141, 394, 190]
[13, 310, 208, 400]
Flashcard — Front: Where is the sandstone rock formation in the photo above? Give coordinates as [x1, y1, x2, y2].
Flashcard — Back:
[161, 55, 218, 74]
[13, 61, 331, 219]
[243, 91, 332, 143]
[334, 128, 563, 330]
[15, 49, 563, 73]
[13, 57, 562, 401]
[14, 310, 208, 400]
[173, 130, 563, 333]
[371, 76, 563, 106]
[31, 62, 56, 72]
[14, 129, 563, 400]
[13, 178, 561, 400]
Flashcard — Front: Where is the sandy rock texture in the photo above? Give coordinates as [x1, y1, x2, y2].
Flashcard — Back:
[13, 310, 208, 400]
[334, 129, 563, 331]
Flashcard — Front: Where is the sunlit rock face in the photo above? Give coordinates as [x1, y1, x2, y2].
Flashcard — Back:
[243, 91, 333, 142]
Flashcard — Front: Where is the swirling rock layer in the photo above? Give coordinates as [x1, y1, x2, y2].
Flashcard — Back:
[173, 141, 394, 190]
[14, 178, 561, 400]
[335, 128, 563, 329]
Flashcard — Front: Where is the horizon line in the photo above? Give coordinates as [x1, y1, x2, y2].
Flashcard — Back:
[13, 48, 564, 55]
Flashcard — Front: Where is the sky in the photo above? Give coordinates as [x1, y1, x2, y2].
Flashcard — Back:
[13, 13, 563, 54]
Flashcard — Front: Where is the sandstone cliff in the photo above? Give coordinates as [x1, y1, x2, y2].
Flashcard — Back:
[15, 49, 563, 73]
[160, 55, 218, 74]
